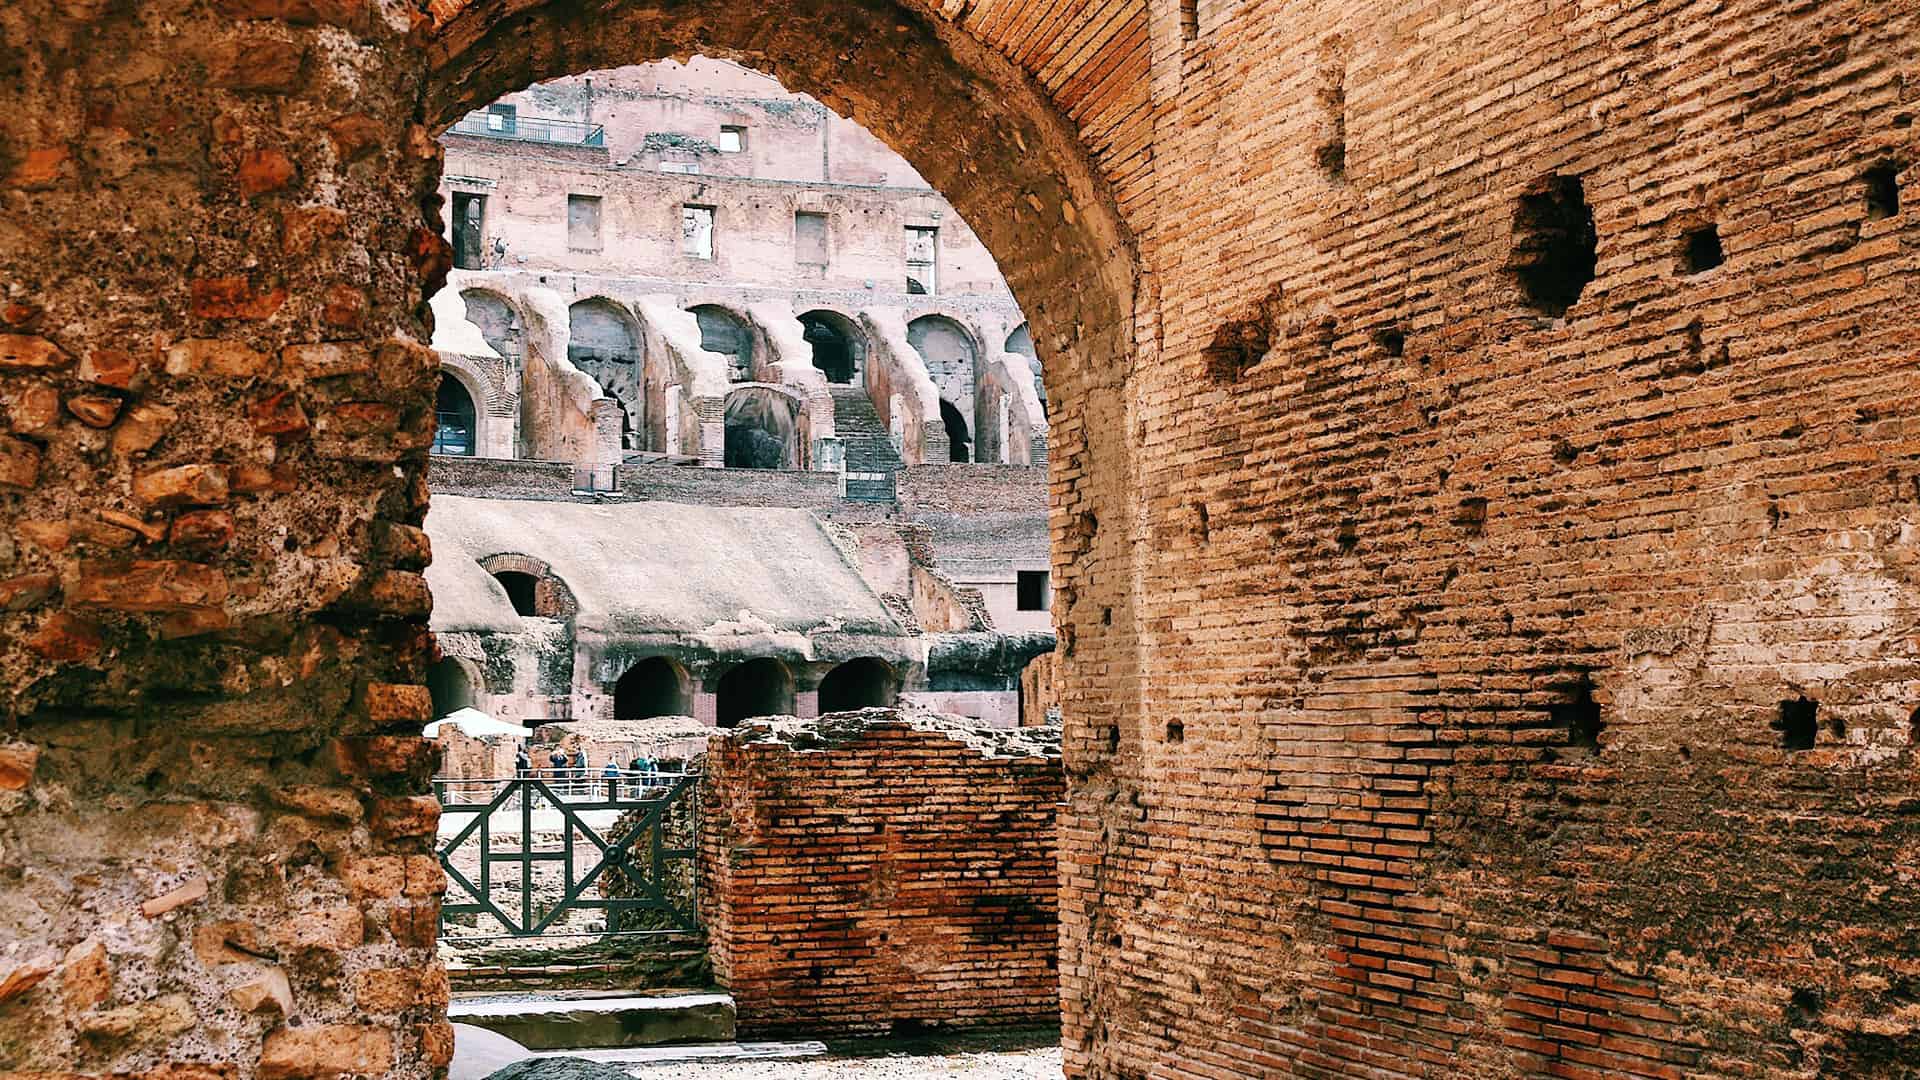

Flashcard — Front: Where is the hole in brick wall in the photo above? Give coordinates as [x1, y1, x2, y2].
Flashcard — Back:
[891, 1018, 935, 1038]
[1203, 281, 1283, 382]
[1681, 224, 1723, 274]
[1552, 437, 1579, 465]
[1865, 162, 1901, 220]
[1788, 987, 1825, 1020]
[1551, 677, 1602, 753]
[1910, 705, 1919, 746]
[1453, 496, 1489, 535]
[1374, 326, 1406, 357]
[1774, 696, 1818, 751]
[1203, 316, 1270, 383]
[1508, 174, 1598, 317]
[1315, 54, 1347, 181]
[1166, 720, 1184, 744]
[1106, 725, 1120, 754]
[1336, 519, 1359, 551]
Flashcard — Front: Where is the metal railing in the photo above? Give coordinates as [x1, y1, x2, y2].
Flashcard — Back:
[434, 768, 687, 805]
[447, 112, 606, 147]
[436, 770, 700, 938]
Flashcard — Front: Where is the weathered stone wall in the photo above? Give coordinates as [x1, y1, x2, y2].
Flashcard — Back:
[0, 1, 450, 1078]
[699, 713, 1063, 1035]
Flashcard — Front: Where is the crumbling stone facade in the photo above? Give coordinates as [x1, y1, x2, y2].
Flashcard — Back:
[700, 712, 1063, 1035]
[3, 1, 1917, 1079]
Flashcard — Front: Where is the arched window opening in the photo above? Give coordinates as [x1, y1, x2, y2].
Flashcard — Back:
[715, 658, 795, 728]
[493, 570, 538, 616]
[434, 375, 477, 456]
[724, 387, 801, 469]
[427, 658, 480, 719]
[907, 314, 979, 410]
[800, 310, 864, 384]
[1005, 323, 1034, 359]
[568, 299, 644, 447]
[818, 658, 896, 714]
[691, 304, 755, 382]
[462, 290, 520, 358]
[615, 657, 691, 720]
[940, 398, 971, 462]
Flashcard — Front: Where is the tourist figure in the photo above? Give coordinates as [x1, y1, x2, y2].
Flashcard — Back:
[547, 748, 568, 792]
[602, 759, 620, 799]
[573, 746, 589, 796]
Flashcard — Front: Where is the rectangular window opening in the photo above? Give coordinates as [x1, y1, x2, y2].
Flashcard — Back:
[566, 193, 602, 251]
[1017, 570, 1051, 612]
[451, 192, 487, 270]
[795, 211, 828, 266]
[682, 204, 715, 260]
[906, 225, 938, 294]
[719, 125, 746, 153]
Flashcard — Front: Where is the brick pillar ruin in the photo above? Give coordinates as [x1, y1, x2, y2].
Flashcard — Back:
[1, 3, 450, 1078]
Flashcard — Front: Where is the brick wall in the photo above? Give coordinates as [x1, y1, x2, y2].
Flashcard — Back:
[699, 713, 1063, 1035]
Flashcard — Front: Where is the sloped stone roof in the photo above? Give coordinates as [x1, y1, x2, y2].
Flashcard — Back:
[424, 495, 905, 644]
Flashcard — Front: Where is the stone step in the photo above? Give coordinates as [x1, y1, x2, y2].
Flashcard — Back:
[551, 1041, 828, 1066]
[450, 991, 736, 1051]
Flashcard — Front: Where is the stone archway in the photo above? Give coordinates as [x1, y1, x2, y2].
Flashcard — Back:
[714, 658, 797, 728]
[614, 656, 692, 720]
[0, 6, 1142, 1080]
[817, 657, 898, 713]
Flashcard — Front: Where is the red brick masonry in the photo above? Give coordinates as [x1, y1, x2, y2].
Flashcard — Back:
[700, 712, 1063, 1035]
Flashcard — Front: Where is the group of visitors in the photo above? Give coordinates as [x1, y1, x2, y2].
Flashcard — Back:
[512, 742, 666, 799]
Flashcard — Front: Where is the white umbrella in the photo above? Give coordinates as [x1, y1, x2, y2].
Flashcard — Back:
[423, 707, 533, 740]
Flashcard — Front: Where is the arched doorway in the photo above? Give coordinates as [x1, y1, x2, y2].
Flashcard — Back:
[939, 398, 971, 463]
[799, 310, 864, 384]
[714, 658, 794, 728]
[427, 657, 480, 718]
[615, 657, 691, 719]
[817, 658, 896, 713]
[690, 304, 755, 382]
[434, 375, 478, 456]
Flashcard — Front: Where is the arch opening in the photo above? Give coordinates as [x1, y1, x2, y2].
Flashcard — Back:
[691, 304, 755, 382]
[818, 658, 897, 713]
[427, 658, 481, 718]
[800, 309, 864, 384]
[939, 398, 971, 463]
[615, 657, 692, 719]
[493, 570, 538, 616]
[423, 0, 1139, 400]
[462, 289, 521, 358]
[434, 375, 478, 456]
[907, 313, 979, 416]
[724, 386, 804, 469]
[568, 297, 645, 447]
[715, 658, 795, 728]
